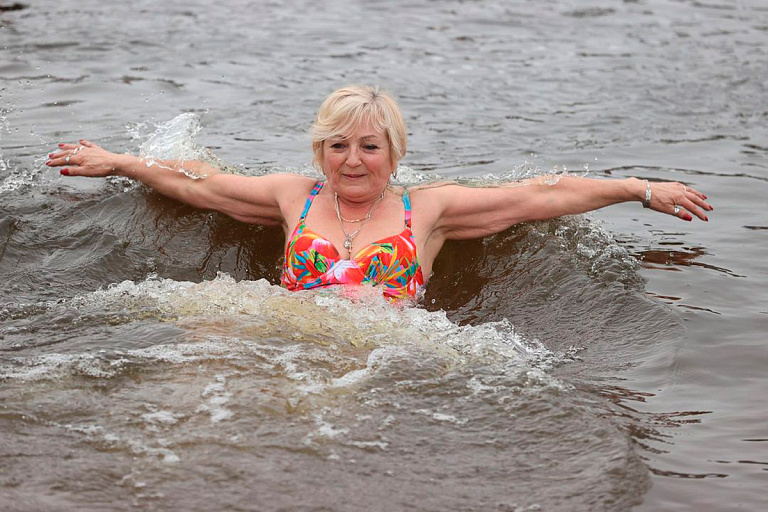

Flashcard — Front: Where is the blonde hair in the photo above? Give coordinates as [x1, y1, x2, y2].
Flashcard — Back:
[311, 85, 407, 172]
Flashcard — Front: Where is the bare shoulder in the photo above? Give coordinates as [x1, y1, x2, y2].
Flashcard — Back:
[406, 180, 535, 240]
[409, 180, 531, 211]
[408, 181, 472, 214]
[201, 172, 319, 227]
[407, 181, 460, 202]
[268, 174, 321, 228]
[206, 172, 317, 205]
[264, 173, 318, 197]
[405, 182, 460, 233]
[408, 181, 458, 194]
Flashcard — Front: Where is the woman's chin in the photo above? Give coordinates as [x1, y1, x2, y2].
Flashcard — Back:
[337, 179, 381, 196]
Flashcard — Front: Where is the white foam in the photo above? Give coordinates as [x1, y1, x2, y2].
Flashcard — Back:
[1, 273, 563, 392]
[59, 422, 182, 464]
[415, 409, 469, 425]
[141, 411, 180, 426]
[0, 353, 95, 382]
[305, 412, 350, 444]
[348, 439, 389, 450]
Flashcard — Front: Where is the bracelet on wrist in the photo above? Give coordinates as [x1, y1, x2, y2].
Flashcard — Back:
[643, 179, 652, 208]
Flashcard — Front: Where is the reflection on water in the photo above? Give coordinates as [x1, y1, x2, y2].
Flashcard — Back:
[597, 384, 711, 451]
[0, 3, 26, 13]
[637, 246, 745, 278]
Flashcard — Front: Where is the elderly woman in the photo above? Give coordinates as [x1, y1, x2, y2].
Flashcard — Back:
[46, 85, 712, 301]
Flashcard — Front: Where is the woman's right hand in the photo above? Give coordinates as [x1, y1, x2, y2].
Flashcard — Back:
[47, 139, 128, 177]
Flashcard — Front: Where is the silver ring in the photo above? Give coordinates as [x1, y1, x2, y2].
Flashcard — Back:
[65, 156, 70, 164]
[673, 206, 681, 214]
[73, 147, 80, 155]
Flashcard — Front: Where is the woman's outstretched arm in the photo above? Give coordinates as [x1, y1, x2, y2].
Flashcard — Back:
[415, 175, 713, 241]
[47, 140, 312, 226]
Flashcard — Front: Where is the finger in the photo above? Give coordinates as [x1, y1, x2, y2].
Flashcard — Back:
[48, 148, 73, 159]
[60, 165, 84, 176]
[687, 192, 713, 212]
[79, 139, 97, 148]
[684, 186, 708, 201]
[680, 197, 708, 221]
[46, 156, 66, 167]
[48, 149, 79, 160]
[49, 143, 84, 159]
[46, 154, 80, 168]
[670, 205, 692, 222]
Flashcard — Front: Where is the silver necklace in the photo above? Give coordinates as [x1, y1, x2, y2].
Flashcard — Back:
[334, 191, 385, 255]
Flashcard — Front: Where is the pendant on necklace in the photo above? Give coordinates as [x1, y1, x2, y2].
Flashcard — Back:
[343, 237, 352, 250]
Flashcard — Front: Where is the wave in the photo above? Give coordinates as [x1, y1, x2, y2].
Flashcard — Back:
[1, 273, 551, 382]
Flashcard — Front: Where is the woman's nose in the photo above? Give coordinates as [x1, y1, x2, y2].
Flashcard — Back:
[345, 146, 362, 166]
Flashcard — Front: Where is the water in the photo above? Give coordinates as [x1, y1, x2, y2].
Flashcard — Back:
[1, 0, 767, 510]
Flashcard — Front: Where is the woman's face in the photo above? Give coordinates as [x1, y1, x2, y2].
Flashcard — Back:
[321, 121, 394, 203]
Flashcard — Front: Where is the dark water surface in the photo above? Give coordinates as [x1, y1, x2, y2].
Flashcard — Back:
[2, 1, 767, 510]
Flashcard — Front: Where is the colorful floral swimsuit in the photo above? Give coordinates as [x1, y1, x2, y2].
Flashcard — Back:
[281, 182, 424, 301]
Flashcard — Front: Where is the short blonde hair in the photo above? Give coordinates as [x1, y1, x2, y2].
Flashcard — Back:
[311, 85, 407, 172]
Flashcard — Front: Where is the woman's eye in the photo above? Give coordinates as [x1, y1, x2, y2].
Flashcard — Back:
[330, 142, 345, 149]
[364, 144, 379, 150]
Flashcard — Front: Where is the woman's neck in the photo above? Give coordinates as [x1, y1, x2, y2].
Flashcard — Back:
[334, 188, 388, 215]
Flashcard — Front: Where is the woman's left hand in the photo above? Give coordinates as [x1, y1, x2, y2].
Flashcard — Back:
[46, 140, 123, 177]
[648, 181, 712, 222]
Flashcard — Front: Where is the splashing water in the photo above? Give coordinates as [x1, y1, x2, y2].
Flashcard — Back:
[0, 273, 556, 385]
[132, 113, 220, 179]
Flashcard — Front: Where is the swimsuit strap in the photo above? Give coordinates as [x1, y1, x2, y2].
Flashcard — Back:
[402, 189, 413, 229]
[299, 181, 325, 222]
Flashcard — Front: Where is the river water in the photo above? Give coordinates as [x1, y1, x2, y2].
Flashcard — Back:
[1, 0, 767, 510]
